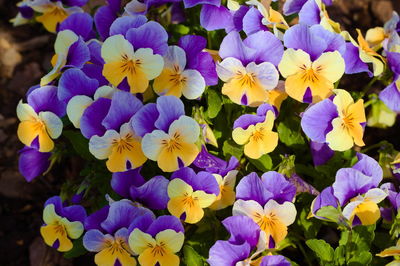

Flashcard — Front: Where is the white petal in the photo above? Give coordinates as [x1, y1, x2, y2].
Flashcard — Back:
[134, 48, 164, 80]
[89, 130, 120, 159]
[181, 69, 206, 99]
[94, 86, 116, 100]
[55, 30, 79, 55]
[101, 35, 134, 63]
[216, 57, 245, 82]
[246, 62, 279, 90]
[364, 188, 387, 203]
[168, 116, 200, 144]
[213, 174, 223, 186]
[164, 45, 186, 71]
[40, 111, 63, 139]
[232, 199, 264, 218]
[17, 101, 38, 121]
[342, 201, 361, 221]
[264, 200, 297, 226]
[67, 95, 93, 128]
[278, 48, 311, 78]
[223, 170, 238, 189]
[141, 130, 169, 160]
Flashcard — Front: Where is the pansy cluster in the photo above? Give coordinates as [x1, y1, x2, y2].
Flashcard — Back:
[14, 0, 400, 265]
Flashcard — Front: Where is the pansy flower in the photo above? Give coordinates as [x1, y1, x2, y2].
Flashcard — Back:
[41, 29, 90, 86]
[342, 29, 386, 77]
[88, 90, 147, 172]
[167, 167, 220, 224]
[41, 196, 86, 252]
[58, 68, 115, 129]
[365, 12, 399, 50]
[208, 215, 267, 265]
[301, 89, 366, 151]
[100, 16, 168, 94]
[128, 215, 185, 266]
[17, 86, 66, 152]
[10, 0, 34, 26]
[312, 153, 387, 226]
[278, 24, 346, 103]
[233, 172, 297, 248]
[380, 77, 400, 113]
[216, 31, 282, 106]
[29, 0, 85, 32]
[232, 104, 278, 159]
[209, 170, 238, 210]
[111, 168, 169, 210]
[135, 96, 201, 172]
[83, 200, 155, 266]
[192, 145, 239, 177]
[153, 35, 217, 99]
[244, 0, 289, 37]
[153, 45, 205, 99]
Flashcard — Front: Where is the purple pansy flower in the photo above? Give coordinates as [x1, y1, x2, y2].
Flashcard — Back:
[111, 168, 169, 209]
[40, 196, 86, 252]
[83, 199, 155, 265]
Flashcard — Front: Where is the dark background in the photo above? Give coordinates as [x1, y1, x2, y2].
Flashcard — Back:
[0, 0, 399, 265]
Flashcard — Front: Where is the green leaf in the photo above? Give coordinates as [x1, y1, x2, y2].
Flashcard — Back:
[183, 245, 204, 266]
[334, 245, 346, 266]
[63, 130, 94, 160]
[248, 154, 273, 172]
[306, 239, 334, 263]
[315, 206, 349, 228]
[222, 140, 243, 159]
[348, 251, 372, 266]
[64, 237, 87, 259]
[206, 88, 222, 119]
[277, 117, 305, 148]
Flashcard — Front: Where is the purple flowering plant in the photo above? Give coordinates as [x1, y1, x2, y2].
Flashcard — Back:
[12, 0, 400, 265]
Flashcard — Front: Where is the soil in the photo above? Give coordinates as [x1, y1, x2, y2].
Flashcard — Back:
[0, 0, 399, 265]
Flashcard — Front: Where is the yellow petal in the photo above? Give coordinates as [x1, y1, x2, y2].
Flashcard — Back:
[40, 224, 73, 252]
[326, 117, 354, 151]
[102, 62, 128, 87]
[353, 200, 380, 225]
[36, 6, 68, 33]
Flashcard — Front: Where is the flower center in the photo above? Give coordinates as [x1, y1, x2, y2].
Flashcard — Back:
[252, 129, 264, 142]
[161, 133, 182, 152]
[182, 193, 198, 207]
[300, 65, 321, 83]
[149, 242, 167, 257]
[253, 212, 278, 231]
[53, 222, 67, 236]
[105, 238, 127, 255]
[112, 133, 135, 154]
[236, 71, 257, 87]
[121, 55, 141, 74]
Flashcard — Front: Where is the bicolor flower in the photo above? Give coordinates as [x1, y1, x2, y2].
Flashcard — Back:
[153, 45, 205, 99]
[41, 29, 90, 86]
[208, 216, 268, 265]
[18, 140, 52, 182]
[301, 89, 366, 151]
[342, 29, 386, 76]
[83, 200, 156, 266]
[209, 170, 238, 210]
[136, 96, 201, 172]
[279, 24, 346, 103]
[233, 172, 297, 247]
[380, 77, 400, 113]
[101, 34, 163, 94]
[245, 0, 289, 37]
[30, 0, 83, 32]
[40, 196, 86, 252]
[192, 145, 239, 177]
[128, 216, 185, 266]
[111, 168, 169, 210]
[88, 91, 147, 172]
[216, 31, 282, 106]
[17, 86, 65, 152]
[233, 199, 296, 248]
[167, 167, 219, 224]
[58, 68, 116, 129]
[329, 153, 387, 226]
[10, 0, 34, 26]
[232, 109, 278, 159]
